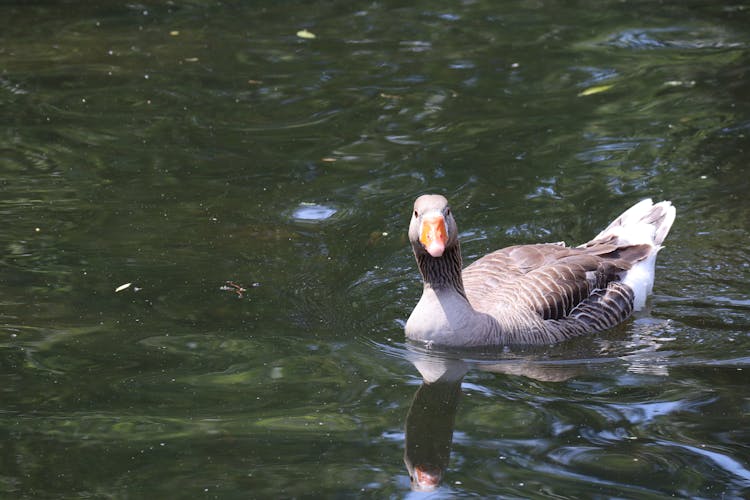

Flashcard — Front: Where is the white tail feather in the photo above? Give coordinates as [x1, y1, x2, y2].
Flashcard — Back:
[588, 199, 676, 310]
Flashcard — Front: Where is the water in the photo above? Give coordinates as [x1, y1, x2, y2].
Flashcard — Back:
[1, 1, 749, 497]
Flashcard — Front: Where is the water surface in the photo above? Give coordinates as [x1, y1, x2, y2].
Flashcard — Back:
[1, 1, 749, 497]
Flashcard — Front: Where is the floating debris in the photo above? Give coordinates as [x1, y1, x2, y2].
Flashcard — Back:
[221, 281, 247, 298]
[296, 29, 316, 40]
[664, 80, 696, 88]
[115, 283, 132, 293]
[578, 84, 614, 97]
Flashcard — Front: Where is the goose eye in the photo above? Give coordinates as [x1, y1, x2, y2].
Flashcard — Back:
[445, 207, 451, 216]
[414, 209, 419, 218]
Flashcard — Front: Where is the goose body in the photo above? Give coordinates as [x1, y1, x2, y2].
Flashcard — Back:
[405, 195, 676, 347]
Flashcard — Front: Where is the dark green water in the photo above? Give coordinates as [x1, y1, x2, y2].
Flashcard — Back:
[1, 1, 749, 497]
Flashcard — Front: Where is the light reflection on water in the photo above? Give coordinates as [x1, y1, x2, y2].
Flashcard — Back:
[291, 203, 338, 222]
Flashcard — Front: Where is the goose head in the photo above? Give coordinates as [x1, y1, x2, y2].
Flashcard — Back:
[409, 194, 459, 258]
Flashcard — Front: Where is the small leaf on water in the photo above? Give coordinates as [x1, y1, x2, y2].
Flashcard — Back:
[578, 84, 614, 97]
[115, 283, 132, 293]
[296, 29, 316, 40]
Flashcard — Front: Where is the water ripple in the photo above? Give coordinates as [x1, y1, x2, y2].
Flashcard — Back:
[601, 26, 746, 50]
[658, 440, 750, 484]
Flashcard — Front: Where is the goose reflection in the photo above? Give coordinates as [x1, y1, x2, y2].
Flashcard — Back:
[403, 343, 585, 492]
[404, 354, 467, 491]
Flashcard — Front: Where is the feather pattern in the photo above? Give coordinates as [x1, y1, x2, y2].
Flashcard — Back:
[405, 195, 675, 347]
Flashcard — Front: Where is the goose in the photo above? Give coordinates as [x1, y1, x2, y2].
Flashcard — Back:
[405, 195, 676, 347]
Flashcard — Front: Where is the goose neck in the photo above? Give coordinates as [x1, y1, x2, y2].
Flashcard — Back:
[416, 244, 466, 298]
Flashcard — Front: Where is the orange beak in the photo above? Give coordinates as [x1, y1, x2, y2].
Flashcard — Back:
[419, 214, 447, 257]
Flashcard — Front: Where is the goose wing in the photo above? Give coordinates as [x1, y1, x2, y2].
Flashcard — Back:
[462, 243, 649, 322]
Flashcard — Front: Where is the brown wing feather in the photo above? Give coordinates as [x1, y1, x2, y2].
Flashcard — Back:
[541, 281, 636, 343]
[462, 243, 650, 323]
